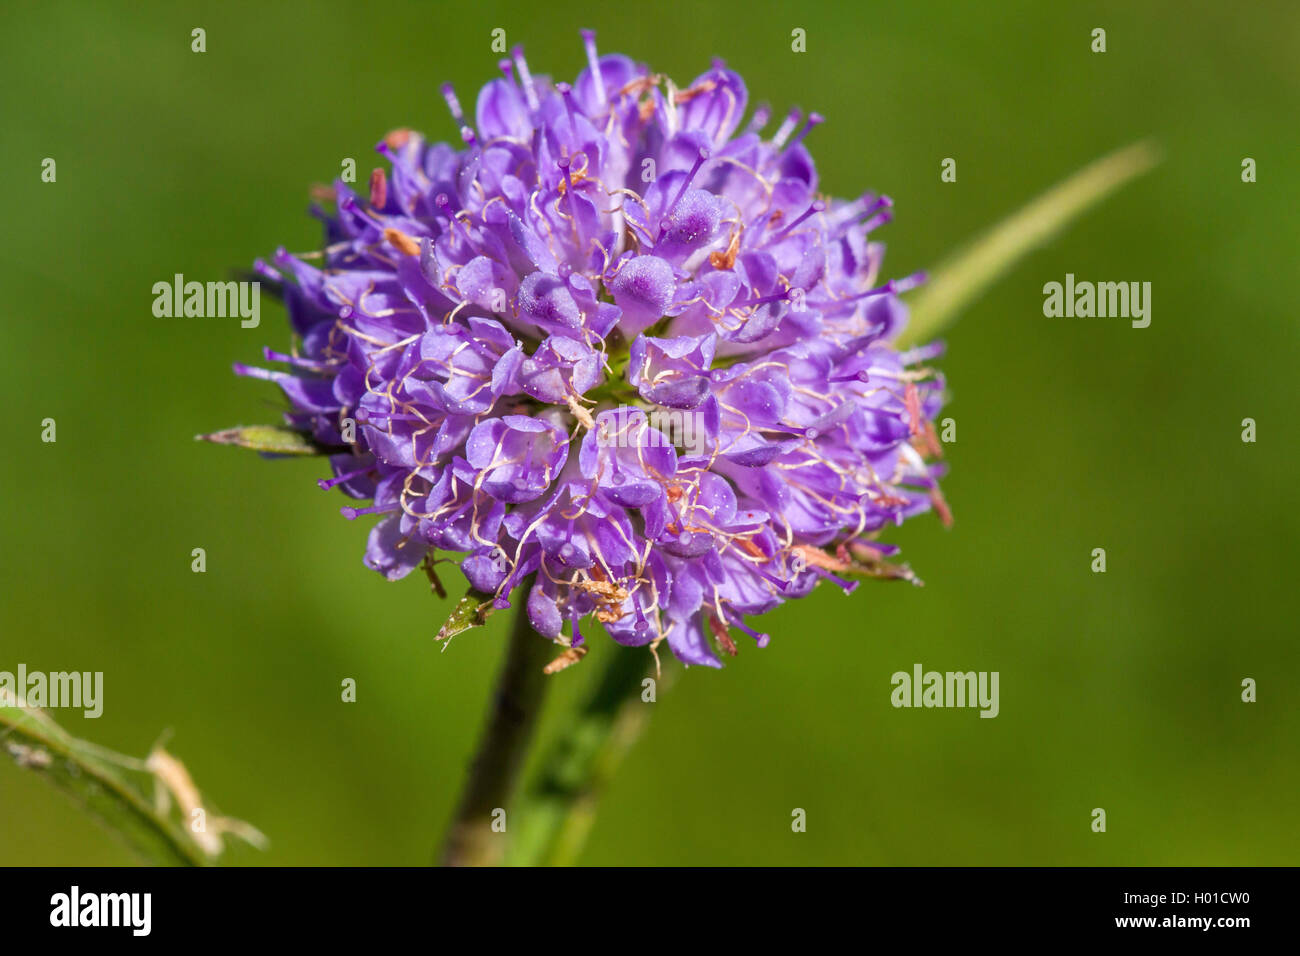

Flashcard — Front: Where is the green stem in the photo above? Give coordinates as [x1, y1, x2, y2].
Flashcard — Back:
[438, 579, 554, 867]
[0, 699, 208, 866]
[506, 649, 673, 866]
[899, 139, 1161, 348]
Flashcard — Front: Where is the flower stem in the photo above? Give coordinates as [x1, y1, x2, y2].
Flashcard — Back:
[506, 649, 674, 866]
[438, 578, 554, 867]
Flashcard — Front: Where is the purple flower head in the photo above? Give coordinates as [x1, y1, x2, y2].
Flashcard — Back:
[238, 33, 949, 668]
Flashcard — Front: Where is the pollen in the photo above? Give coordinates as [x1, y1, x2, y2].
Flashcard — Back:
[383, 227, 421, 257]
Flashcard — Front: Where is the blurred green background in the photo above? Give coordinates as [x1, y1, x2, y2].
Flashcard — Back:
[2, 0, 1296, 865]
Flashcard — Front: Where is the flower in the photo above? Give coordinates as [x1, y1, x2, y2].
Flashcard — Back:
[238, 31, 949, 668]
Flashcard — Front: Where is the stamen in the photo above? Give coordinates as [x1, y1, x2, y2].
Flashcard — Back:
[929, 486, 954, 527]
[839, 281, 897, 303]
[772, 199, 826, 241]
[340, 503, 397, 520]
[828, 369, 872, 384]
[785, 112, 824, 152]
[657, 147, 710, 241]
[511, 46, 539, 110]
[360, 412, 432, 426]
[830, 270, 925, 307]
[856, 194, 893, 222]
[318, 465, 372, 491]
[900, 340, 945, 365]
[745, 103, 772, 135]
[262, 347, 334, 371]
[368, 168, 387, 211]
[556, 82, 580, 142]
[892, 270, 927, 294]
[903, 382, 923, 435]
[570, 602, 586, 647]
[440, 82, 464, 126]
[772, 108, 802, 148]
[861, 209, 893, 233]
[738, 287, 792, 310]
[383, 227, 421, 257]
[419, 236, 438, 286]
[231, 362, 277, 382]
[252, 258, 280, 282]
[811, 566, 858, 594]
[580, 29, 605, 105]
[708, 615, 738, 656]
[830, 190, 880, 225]
[753, 564, 792, 591]
[557, 156, 589, 255]
[383, 128, 412, 150]
[730, 617, 771, 648]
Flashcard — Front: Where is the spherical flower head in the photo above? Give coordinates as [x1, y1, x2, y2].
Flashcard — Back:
[238, 33, 949, 668]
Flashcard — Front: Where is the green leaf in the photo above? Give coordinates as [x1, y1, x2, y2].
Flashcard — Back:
[196, 424, 333, 456]
[1, 693, 262, 866]
[899, 139, 1161, 348]
[435, 587, 500, 642]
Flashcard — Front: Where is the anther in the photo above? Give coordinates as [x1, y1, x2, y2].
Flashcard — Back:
[383, 128, 412, 150]
[383, 228, 421, 257]
[369, 168, 387, 211]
